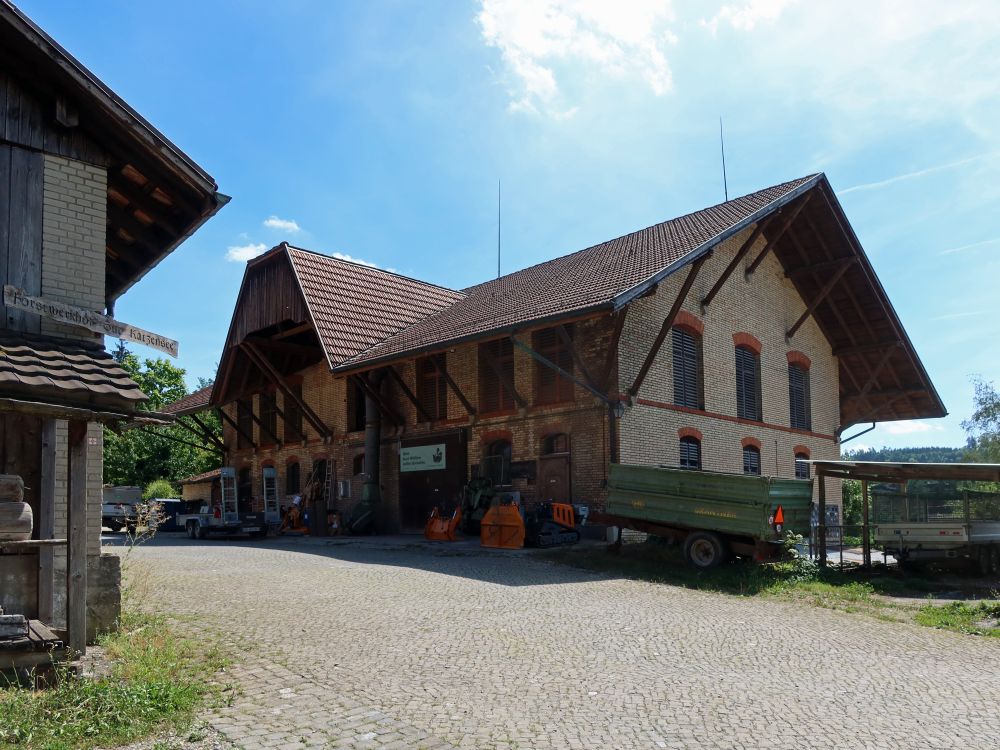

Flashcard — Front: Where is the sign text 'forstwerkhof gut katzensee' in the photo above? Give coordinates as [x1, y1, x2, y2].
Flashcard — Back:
[3, 285, 179, 357]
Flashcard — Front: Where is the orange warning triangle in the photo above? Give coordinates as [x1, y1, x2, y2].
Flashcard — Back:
[774, 505, 785, 525]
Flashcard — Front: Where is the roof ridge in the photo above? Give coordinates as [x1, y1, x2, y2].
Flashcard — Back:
[285, 244, 465, 297]
[460, 174, 820, 294]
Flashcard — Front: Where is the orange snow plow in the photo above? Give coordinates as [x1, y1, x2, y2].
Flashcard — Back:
[424, 505, 462, 541]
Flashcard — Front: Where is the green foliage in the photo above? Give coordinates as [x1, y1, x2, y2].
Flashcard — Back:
[842, 479, 863, 525]
[103, 343, 220, 489]
[963, 377, 1000, 463]
[0, 613, 228, 749]
[843, 445, 966, 463]
[915, 601, 1000, 637]
[143, 479, 179, 500]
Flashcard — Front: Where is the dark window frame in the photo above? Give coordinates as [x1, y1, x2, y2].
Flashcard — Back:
[735, 345, 762, 421]
[679, 436, 702, 470]
[236, 399, 253, 450]
[533, 326, 575, 405]
[672, 327, 704, 410]
[743, 445, 761, 475]
[794, 452, 810, 479]
[284, 382, 303, 441]
[286, 462, 301, 495]
[416, 353, 448, 421]
[788, 364, 812, 431]
[259, 389, 278, 444]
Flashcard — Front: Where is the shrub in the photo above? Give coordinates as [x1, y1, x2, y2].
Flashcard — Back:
[143, 479, 178, 500]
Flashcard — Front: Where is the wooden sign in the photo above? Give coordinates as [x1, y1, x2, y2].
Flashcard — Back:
[3, 285, 179, 357]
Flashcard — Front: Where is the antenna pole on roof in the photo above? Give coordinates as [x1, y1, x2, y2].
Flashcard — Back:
[720, 116, 728, 201]
[497, 180, 501, 280]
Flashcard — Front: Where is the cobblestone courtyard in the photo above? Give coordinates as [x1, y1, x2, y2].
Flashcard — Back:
[124, 536, 1000, 749]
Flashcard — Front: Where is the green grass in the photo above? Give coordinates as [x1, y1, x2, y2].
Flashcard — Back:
[0, 611, 229, 750]
[540, 541, 996, 634]
[915, 601, 1000, 637]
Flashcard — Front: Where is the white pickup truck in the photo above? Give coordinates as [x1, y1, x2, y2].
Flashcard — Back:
[101, 486, 141, 533]
[874, 490, 1000, 574]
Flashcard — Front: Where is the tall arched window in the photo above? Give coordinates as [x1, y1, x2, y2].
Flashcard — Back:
[794, 452, 810, 479]
[679, 436, 701, 470]
[788, 364, 811, 430]
[743, 445, 761, 475]
[735, 345, 762, 421]
[673, 327, 704, 409]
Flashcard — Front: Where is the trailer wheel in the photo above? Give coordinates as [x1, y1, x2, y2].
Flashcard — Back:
[683, 532, 728, 569]
[193, 521, 206, 540]
[186, 520, 196, 539]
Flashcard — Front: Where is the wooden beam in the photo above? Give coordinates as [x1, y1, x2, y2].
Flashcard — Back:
[173, 417, 226, 453]
[267, 396, 307, 443]
[244, 335, 322, 359]
[480, 342, 527, 409]
[630, 255, 708, 397]
[430, 356, 476, 416]
[701, 223, 767, 309]
[850, 347, 898, 403]
[246, 396, 282, 447]
[386, 364, 434, 422]
[351, 373, 403, 426]
[601, 310, 628, 393]
[744, 193, 813, 277]
[786, 260, 854, 339]
[833, 340, 902, 357]
[272, 322, 313, 340]
[511, 336, 611, 404]
[107, 173, 182, 236]
[785, 256, 856, 279]
[554, 324, 600, 391]
[138, 426, 225, 454]
[241, 341, 331, 438]
[67, 420, 88, 655]
[189, 413, 227, 452]
[842, 388, 926, 404]
[215, 406, 255, 450]
[37, 418, 56, 624]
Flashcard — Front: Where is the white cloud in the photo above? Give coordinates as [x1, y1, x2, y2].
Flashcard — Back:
[263, 215, 301, 233]
[940, 237, 1000, 255]
[225, 243, 268, 262]
[703, 0, 798, 33]
[332, 251, 379, 269]
[477, 0, 677, 115]
[841, 153, 997, 195]
[929, 310, 986, 321]
[880, 420, 945, 436]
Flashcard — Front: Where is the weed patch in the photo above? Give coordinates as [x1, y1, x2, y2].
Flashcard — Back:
[915, 601, 1000, 637]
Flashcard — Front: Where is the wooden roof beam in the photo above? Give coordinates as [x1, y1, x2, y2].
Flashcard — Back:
[785, 256, 856, 279]
[601, 309, 627, 393]
[429, 355, 477, 416]
[834, 340, 903, 357]
[786, 253, 855, 340]
[555, 324, 601, 393]
[350, 372, 403, 426]
[386, 364, 434, 423]
[702, 221, 767, 309]
[481, 341, 527, 409]
[743, 193, 812, 278]
[215, 406, 255, 450]
[241, 341, 332, 439]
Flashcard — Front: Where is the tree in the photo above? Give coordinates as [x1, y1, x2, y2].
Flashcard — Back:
[963, 377, 1000, 462]
[104, 343, 221, 488]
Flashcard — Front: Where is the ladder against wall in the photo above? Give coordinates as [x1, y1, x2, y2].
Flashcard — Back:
[219, 467, 239, 523]
[261, 466, 280, 524]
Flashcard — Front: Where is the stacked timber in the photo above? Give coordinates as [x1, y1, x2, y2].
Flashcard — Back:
[0, 608, 30, 640]
[0, 474, 32, 541]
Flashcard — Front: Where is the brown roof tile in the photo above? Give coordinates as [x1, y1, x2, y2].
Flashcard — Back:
[0, 331, 146, 410]
[336, 175, 818, 369]
[286, 247, 465, 367]
[161, 384, 213, 416]
[178, 467, 221, 485]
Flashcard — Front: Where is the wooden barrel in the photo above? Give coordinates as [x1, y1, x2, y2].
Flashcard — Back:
[0, 501, 32, 541]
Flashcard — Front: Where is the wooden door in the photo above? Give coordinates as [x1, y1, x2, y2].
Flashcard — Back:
[538, 454, 571, 503]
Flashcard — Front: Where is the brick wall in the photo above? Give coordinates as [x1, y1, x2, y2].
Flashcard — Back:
[617, 223, 842, 506]
[40, 154, 107, 340]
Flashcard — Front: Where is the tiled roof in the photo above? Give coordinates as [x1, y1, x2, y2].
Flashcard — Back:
[336, 175, 818, 369]
[161, 384, 212, 416]
[0, 330, 146, 411]
[178, 467, 221, 485]
[286, 246, 465, 367]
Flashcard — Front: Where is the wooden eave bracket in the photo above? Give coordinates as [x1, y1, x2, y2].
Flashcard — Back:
[480, 343, 527, 408]
[510, 336, 610, 405]
[386, 364, 434, 423]
[241, 340, 331, 439]
[429, 355, 477, 417]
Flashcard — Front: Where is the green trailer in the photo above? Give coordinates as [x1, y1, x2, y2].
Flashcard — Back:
[593, 463, 813, 568]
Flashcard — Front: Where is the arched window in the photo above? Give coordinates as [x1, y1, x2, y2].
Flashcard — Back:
[788, 364, 811, 430]
[679, 436, 701, 470]
[743, 445, 761, 475]
[735, 345, 762, 421]
[286, 462, 300, 494]
[794, 452, 810, 479]
[484, 439, 512, 486]
[542, 433, 569, 455]
[673, 327, 704, 409]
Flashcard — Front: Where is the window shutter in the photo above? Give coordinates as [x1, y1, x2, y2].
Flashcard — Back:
[679, 436, 701, 469]
[743, 446, 761, 475]
[673, 328, 703, 409]
[788, 364, 811, 430]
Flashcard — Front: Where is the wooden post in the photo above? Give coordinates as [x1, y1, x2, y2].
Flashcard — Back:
[67, 420, 88, 655]
[38, 418, 57, 623]
[861, 479, 871, 570]
[818, 473, 827, 567]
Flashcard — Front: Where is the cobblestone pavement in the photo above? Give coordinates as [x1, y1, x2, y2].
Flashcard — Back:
[123, 535, 1000, 749]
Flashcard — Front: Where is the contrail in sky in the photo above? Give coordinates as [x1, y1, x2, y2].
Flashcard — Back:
[841, 152, 998, 195]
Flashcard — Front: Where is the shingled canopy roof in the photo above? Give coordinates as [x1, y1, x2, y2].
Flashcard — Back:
[211, 174, 944, 429]
[160, 384, 212, 417]
[0, 330, 147, 420]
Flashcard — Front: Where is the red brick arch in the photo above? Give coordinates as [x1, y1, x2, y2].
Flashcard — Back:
[673, 310, 704, 336]
[678, 427, 703, 441]
[793, 444, 811, 458]
[285, 455, 301, 465]
[480, 429, 513, 446]
[741, 436, 762, 450]
[260, 459, 275, 469]
[539, 423, 570, 441]
[733, 332, 762, 355]
[787, 350, 812, 370]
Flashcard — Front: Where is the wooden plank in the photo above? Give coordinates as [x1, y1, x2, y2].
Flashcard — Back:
[555, 324, 600, 391]
[186, 413, 227, 452]
[241, 341, 331, 438]
[0, 145, 10, 298]
[480, 342, 526, 409]
[629, 255, 707, 397]
[350, 373, 402, 426]
[785, 259, 854, 340]
[600, 309, 627, 392]
[6, 147, 42, 333]
[38, 419, 57, 623]
[702, 221, 767, 308]
[429, 356, 476, 416]
[67, 420, 88, 655]
[215, 406, 255, 449]
[511, 336, 609, 404]
[386, 364, 433, 422]
[744, 193, 812, 277]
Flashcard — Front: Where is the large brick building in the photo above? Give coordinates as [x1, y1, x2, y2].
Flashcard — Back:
[169, 174, 944, 532]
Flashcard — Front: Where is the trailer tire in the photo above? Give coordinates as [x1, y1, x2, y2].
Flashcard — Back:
[186, 520, 196, 539]
[192, 521, 206, 540]
[683, 531, 728, 569]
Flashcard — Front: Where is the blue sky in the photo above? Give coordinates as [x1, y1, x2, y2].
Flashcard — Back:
[19, 0, 1000, 451]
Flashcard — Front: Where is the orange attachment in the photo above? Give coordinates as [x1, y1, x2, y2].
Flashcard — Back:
[424, 505, 462, 542]
[773, 505, 785, 525]
[480, 503, 525, 549]
[551, 503, 575, 528]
